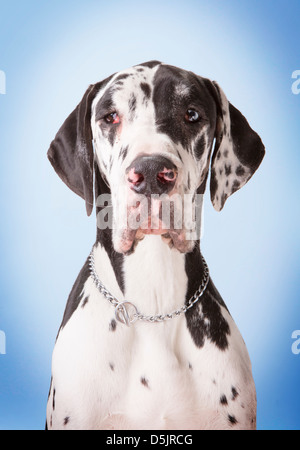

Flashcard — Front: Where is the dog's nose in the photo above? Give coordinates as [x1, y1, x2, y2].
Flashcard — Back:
[126, 155, 178, 195]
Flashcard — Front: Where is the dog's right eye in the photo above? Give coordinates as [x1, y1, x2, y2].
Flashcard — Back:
[103, 112, 120, 124]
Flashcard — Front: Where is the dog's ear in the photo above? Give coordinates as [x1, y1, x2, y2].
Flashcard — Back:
[47, 81, 104, 216]
[209, 81, 265, 211]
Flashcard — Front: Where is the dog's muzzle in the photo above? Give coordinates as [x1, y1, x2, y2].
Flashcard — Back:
[112, 154, 196, 255]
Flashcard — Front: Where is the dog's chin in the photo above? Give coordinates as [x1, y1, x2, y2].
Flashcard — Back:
[113, 227, 195, 255]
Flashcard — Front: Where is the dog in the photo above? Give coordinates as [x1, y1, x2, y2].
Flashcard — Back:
[46, 61, 265, 430]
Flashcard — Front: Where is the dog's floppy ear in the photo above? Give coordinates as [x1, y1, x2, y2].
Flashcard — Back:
[47, 82, 103, 216]
[209, 82, 265, 211]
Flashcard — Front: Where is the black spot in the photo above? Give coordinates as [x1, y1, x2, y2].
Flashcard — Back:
[188, 362, 193, 370]
[109, 362, 114, 371]
[220, 394, 228, 405]
[119, 146, 128, 162]
[228, 414, 238, 425]
[81, 297, 89, 308]
[109, 319, 117, 331]
[236, 165, 245, 177]
[187, 173, 191, 190]
[64, 416, 70, 426]
[114, 73, 130, 82]
[185, 246, 230, 350]
[140, 82, 151, 99]
[128, 93, 137, 117]
[231, 386, 239, 400]
[223, 149, 229, 158]
[231, 179, 240, 194]
[52, 388, 56, 410]
[224, 164, 231, 176]
[194, 135, 206, 160]
[141, 377, 150, 388]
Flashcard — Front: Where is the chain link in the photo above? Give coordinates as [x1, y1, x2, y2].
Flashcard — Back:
[89, 246, 209, 325]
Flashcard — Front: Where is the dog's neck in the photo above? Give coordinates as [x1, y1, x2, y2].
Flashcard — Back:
[94, 227, 205, 317]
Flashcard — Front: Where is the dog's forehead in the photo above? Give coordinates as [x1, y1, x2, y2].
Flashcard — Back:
[93, 62, 210, 118]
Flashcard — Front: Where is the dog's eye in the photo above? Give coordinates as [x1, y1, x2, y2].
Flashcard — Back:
[185, 109, 200, 123]
[104, 112, 120, 124]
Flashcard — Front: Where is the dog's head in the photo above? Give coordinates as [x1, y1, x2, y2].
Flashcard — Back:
[48, 61, 265, 254]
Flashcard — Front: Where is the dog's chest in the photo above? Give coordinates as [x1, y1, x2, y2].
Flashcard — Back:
[49, 281, 255, 430]
[48, 241, 256, 430]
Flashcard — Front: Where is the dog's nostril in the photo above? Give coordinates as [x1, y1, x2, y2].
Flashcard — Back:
[128, 168, 144, 186]
[157, 169, 177, 184]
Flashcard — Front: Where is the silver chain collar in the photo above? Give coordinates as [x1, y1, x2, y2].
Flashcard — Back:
[89, 246, 210, 327]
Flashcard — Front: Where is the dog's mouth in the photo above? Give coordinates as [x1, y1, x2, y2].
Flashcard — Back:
[113, 194, 198, 254]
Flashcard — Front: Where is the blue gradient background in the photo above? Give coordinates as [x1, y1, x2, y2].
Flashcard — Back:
[0, 0, 299, 430]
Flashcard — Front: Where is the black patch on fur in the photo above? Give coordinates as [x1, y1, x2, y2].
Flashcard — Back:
[128, 93, 137, 119]
[231, 386, 239, 400]
[229, 102, 265, 170]
[81, 297, 89, 308]
[194, 134, 206, 160]
[228, 414, 238, 425]
[141, 377, 150, 388]
[109, 362, 114, 371]
[140, 82, 151, 99]
[231, 179, 240, 193]
[220, 395, 228, 405]
[236, 165, 245, 177]
[114, 73, 130, 82]
[64, 416, 70, 426]
[119, 145, 128, 162]
[224, 164, 231, 176]
[60, 257, 91, 329]
[184, 244, 230, 350]
[109, 319, 117, 331]
[153, 65, 217, 148]
[52, 388, 56, 410]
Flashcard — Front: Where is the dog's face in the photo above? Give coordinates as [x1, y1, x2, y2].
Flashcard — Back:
[48, 61, 265, 255]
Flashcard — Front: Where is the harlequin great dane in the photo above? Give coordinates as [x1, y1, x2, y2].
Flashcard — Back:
[46, 61, 265, 430]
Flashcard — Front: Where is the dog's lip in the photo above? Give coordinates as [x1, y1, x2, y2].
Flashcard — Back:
[138, 217, 168, 235]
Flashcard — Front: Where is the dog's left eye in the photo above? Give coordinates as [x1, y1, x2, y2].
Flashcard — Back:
[104, 112, 120, 124]
[185, 109, 200, 123]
